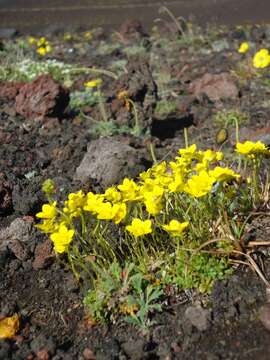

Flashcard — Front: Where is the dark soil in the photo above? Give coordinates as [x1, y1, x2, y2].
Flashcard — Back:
[1, 18, 270, 359]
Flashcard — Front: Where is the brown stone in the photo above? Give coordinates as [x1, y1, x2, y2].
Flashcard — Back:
[189, 72, 239, 101]
[32, 239, 55, 270]
[8, 239, 29, 261]
[83, 348, 96, 360]
[36, 349, 50, 360]
[0, 81, 25, 100]
[15, 74, 69, 120]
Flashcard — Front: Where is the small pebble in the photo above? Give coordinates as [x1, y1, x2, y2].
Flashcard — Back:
[83, 347, 95, 360]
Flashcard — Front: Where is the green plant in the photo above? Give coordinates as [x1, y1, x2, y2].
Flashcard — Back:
[154, 99, 177, 117]
[37, 141, 270, 328]
[83, 261, 163, 328]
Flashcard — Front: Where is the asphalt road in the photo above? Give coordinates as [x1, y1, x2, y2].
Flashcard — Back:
[0, 0, 269, 32]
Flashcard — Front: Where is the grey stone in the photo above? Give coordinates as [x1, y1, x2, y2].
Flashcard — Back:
[74, 137, 145, 188]
[184, 305, 210, 332]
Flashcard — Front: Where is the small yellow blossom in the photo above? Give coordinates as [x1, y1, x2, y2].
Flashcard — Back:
[0, 314, 20, 339]
[119, 303, 139, 315]
[112, 203, 127, 224]
[36, 202, 57, 219]
[236, 141, 270, 158]
[95, 201, 127, 224]
[143, 186, 164, 215]
[118, 178, 141, 202]
[238, 42, 249, 54]
[84, 31, 93, 40]
[28, 36, 37, 45]
[126, 218, 152, 237]
[184, 171, 215, 198]
[84, 79, 102, 88]
[84, 192, 104, 214]
[209, 167, 240, 182]
[103, 187, 122, 203]
[63, 33, 72, 41]
[162, 220, 189, 237]
[35, 218, 58, 234]
[64, 190, 86, 217]
[253, 49, 270, 68]
[50, 224, 74, 253]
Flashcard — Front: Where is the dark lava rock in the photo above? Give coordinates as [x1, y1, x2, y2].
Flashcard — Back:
[15, 74, 70, 120]
[0, 175, 13, 216]
[0, 340, 11, 359]
[109, 57, 157, 130]
[74, 137, 145, 188]
[12, 179, 43, 215]
[30, 334, 56, 356]
[189, 72, 239, 102]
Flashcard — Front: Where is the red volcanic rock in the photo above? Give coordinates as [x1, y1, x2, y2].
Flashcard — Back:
[189, 72, 239, 101]
[15, 74, 69, 120]
[0, 81, 25, 100]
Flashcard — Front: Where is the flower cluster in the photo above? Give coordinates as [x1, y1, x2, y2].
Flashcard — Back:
[238, 42, 270, 69]
[28, 36, 52, 56]
[36, 143, 244, 254]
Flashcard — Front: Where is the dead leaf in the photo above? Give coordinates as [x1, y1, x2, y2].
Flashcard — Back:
[0, 314, 20, 339]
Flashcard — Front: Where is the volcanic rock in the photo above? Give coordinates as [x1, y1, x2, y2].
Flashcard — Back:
[74, 137, 145, 188]
[15, 74, 69, 120]
[189, 72, 239, 101]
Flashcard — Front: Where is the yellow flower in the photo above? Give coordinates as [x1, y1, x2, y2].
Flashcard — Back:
[36, 44, 52, 56]
[103, 186, 122, 203]
[50, 224, 74, 253]
[236, 141, 270, 158]
[63, 33, 72, 41]
[0, 314, 20, 339]
[84, 31, 93, 40]
[36, 202, 57, 219]
[119, 303, 139, 315]
[112, 203, 127, 224]
[238, 42, 249, 54]
[184, 171, 215, 197]
[253, 49, 270, 68]
[209, 167, 240, 182]
[35, 218, 58, 234]
[143, 186, 164, 215]
[178, 144, 197, 157]
[95, 201, 127, 223]
[168, 173, 184, 193]
[126, 218, 152, 237]
[84, 79, 102, 88]
[162, 220, 189, 237]
[118, 178, 141, 202]
[28, 36, 36, 45]
[84, 192, 104, 214]
[64, 190, 86, 217]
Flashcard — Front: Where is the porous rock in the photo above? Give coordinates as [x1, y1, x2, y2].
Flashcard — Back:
[15, 74, 69, 120]
[184, 305, 210, 332]
[32, 239, 55, 270]
[189, 72, 239, 101]
[0, 81, 25, 100]
[0, 218, 33, 264]
[74, 137, 145, 188]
